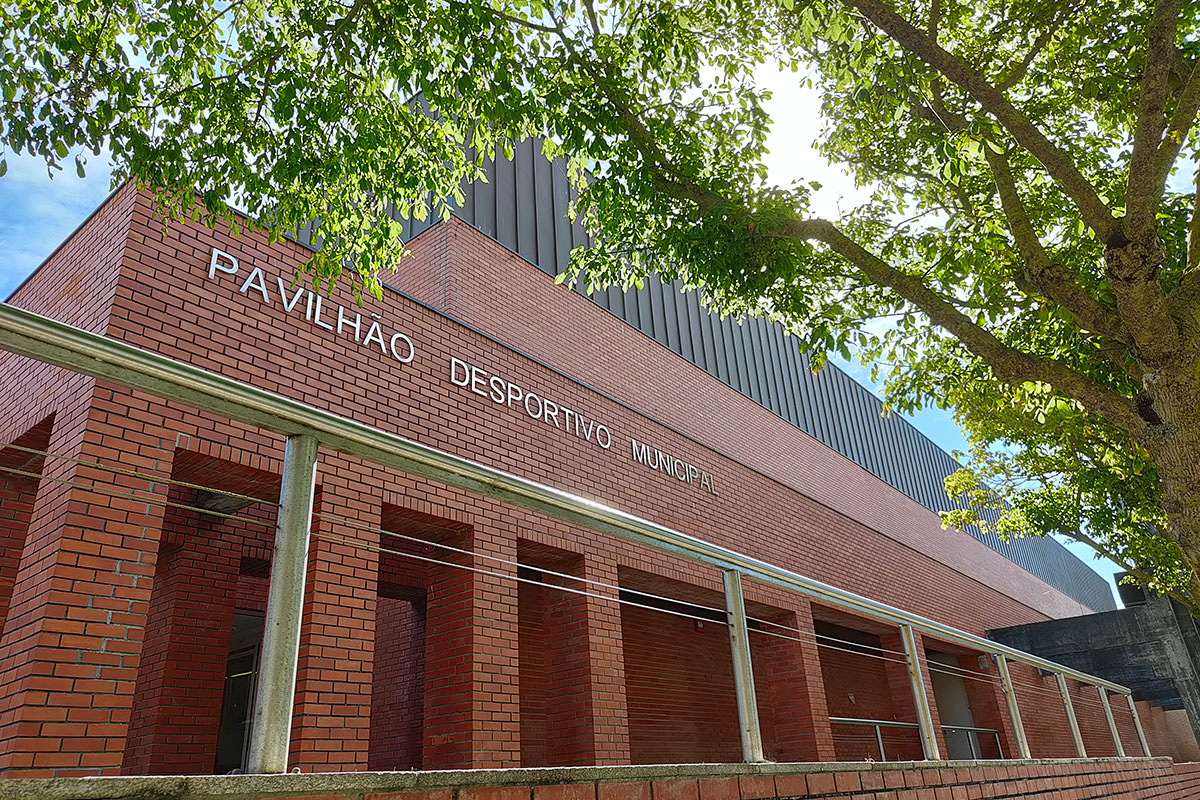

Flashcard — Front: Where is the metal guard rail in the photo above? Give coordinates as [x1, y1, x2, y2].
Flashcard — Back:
[0, 301, 1134, 693]
[830, 717, 1004, 761]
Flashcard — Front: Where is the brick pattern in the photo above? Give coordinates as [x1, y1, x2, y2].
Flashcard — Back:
[325, 761, 1200, 800]
[0, 186, 1195, 775]
[620, 586, 789, 764]
[754, 600, 834, 762]
[120, 522, 239, 774]
[18, 760, 1200, 800]
[0, 418, 53, 627]
[121, 451, 280, 775]
[409, 217, 1094, 622]
[292, 456, 382, 772]
[817, 625, 924, 762]
[519, 547, 630, 766]
[0, 185, 135, 445]
[0, 387, 174, 776]
[370, 594, 425, 771]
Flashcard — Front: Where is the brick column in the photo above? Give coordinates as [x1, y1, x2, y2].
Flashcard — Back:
[880, 628, 948, 760]
[967, 656, 1019, 759]
[121, 508, 241, 774]
[290, 459, 380, 772]
[0, 388, 173, 776]
[541, 553, 630, 766]
[753, 598, 834, 761]
[423, 519, 520, 769]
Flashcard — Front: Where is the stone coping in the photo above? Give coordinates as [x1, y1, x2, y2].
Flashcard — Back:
[0, 758, 1173, 800]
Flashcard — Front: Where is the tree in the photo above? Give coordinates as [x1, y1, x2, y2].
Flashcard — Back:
[4, 0, 1200, 610]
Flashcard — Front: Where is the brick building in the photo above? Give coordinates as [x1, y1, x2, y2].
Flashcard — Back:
[0, 177, 1193, 781]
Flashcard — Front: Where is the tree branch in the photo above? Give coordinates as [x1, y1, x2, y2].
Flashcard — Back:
[841, 0, 1119, 243]
[1105, 235, 1183, 368]
[583, 0, 603, 37]
[1126, 0, 1183, 240]
[1062, 525, 1200, 615]
[1189, 163, 1200, 272]
[556, 20, 1149, 441]
[984, 145, 1132, 345]
[783, 217, 1149, 438]
[468, 3, 562, 34]
[1169, 176, 1200, 333]
[1146, 58, 1200, 218]
[995, 26, 1055, 92]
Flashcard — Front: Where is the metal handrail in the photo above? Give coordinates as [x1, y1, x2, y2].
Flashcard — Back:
[831, 718, 1004, 762]
[829, 717, 921, 762]
[830, 717, 919, 729]
[0, 302, 1136, 696]
[942, 724, 1005, 760]
[940, 724, 1002, 735]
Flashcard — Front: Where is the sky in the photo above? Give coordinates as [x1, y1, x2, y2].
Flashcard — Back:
[0, 74, 1126, 605]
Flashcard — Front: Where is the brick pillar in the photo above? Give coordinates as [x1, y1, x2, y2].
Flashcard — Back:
[966, 655, 1019, 759]
[423, 519, 520, 768]
[0, 388, 173, 776]
[121, 507, 241, 774]
[541, 553, 630, 766]
[879, 628, 947, 760]
[754, 598, 834, 761]
[290, 459, 380, 772]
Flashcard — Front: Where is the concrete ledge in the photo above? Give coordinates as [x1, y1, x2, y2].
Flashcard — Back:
[0, 758, 1175, 800]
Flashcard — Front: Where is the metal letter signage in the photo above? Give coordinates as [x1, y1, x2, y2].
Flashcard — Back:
[630, 439, 720, 496]
[205, 247, 724, 499]
[207, 249, 416, 364]
[449, 356, 612, 450]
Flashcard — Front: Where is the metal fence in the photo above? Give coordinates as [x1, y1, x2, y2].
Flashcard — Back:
[0, 301, 1150, 772]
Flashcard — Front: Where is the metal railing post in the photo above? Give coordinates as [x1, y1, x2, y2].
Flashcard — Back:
[246, 435, 319, 774]
[723, 569, 765, 763]
[1126, 693, 1151, 756]
[1056, 673, 1087, 757]
[996, 654, 1031, 759]
[899, 624, 941, 760]
[1098, 687, 1127, 757]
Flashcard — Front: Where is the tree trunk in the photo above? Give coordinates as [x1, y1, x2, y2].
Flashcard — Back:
[1143, 367, 1200, 599]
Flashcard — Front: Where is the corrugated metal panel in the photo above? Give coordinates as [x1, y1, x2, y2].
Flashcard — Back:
[359, 140, 1116, 613]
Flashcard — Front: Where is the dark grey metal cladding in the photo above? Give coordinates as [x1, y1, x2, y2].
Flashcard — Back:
[358, 144, 1117, 613]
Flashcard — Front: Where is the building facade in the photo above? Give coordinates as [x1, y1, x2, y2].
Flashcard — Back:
[0, 181, 1187, 780]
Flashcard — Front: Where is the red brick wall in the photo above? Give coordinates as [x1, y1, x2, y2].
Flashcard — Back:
[121, 524, 238, 775]
[0, 188, 1185, 776]
[0, 419, 53, 629]
[518, 581, 549, 767]
[750, 601, 833, 762]
[518, 544, 630, 767]
[0, 187, 134, 444]
[291, 460, 381, 772]
[370, 595, 425, 771]
[819, 645, 926, 761]
[619, 601, 796, 765]
[95, 193, 1081, 639]
[404, 219, 1096, 622]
